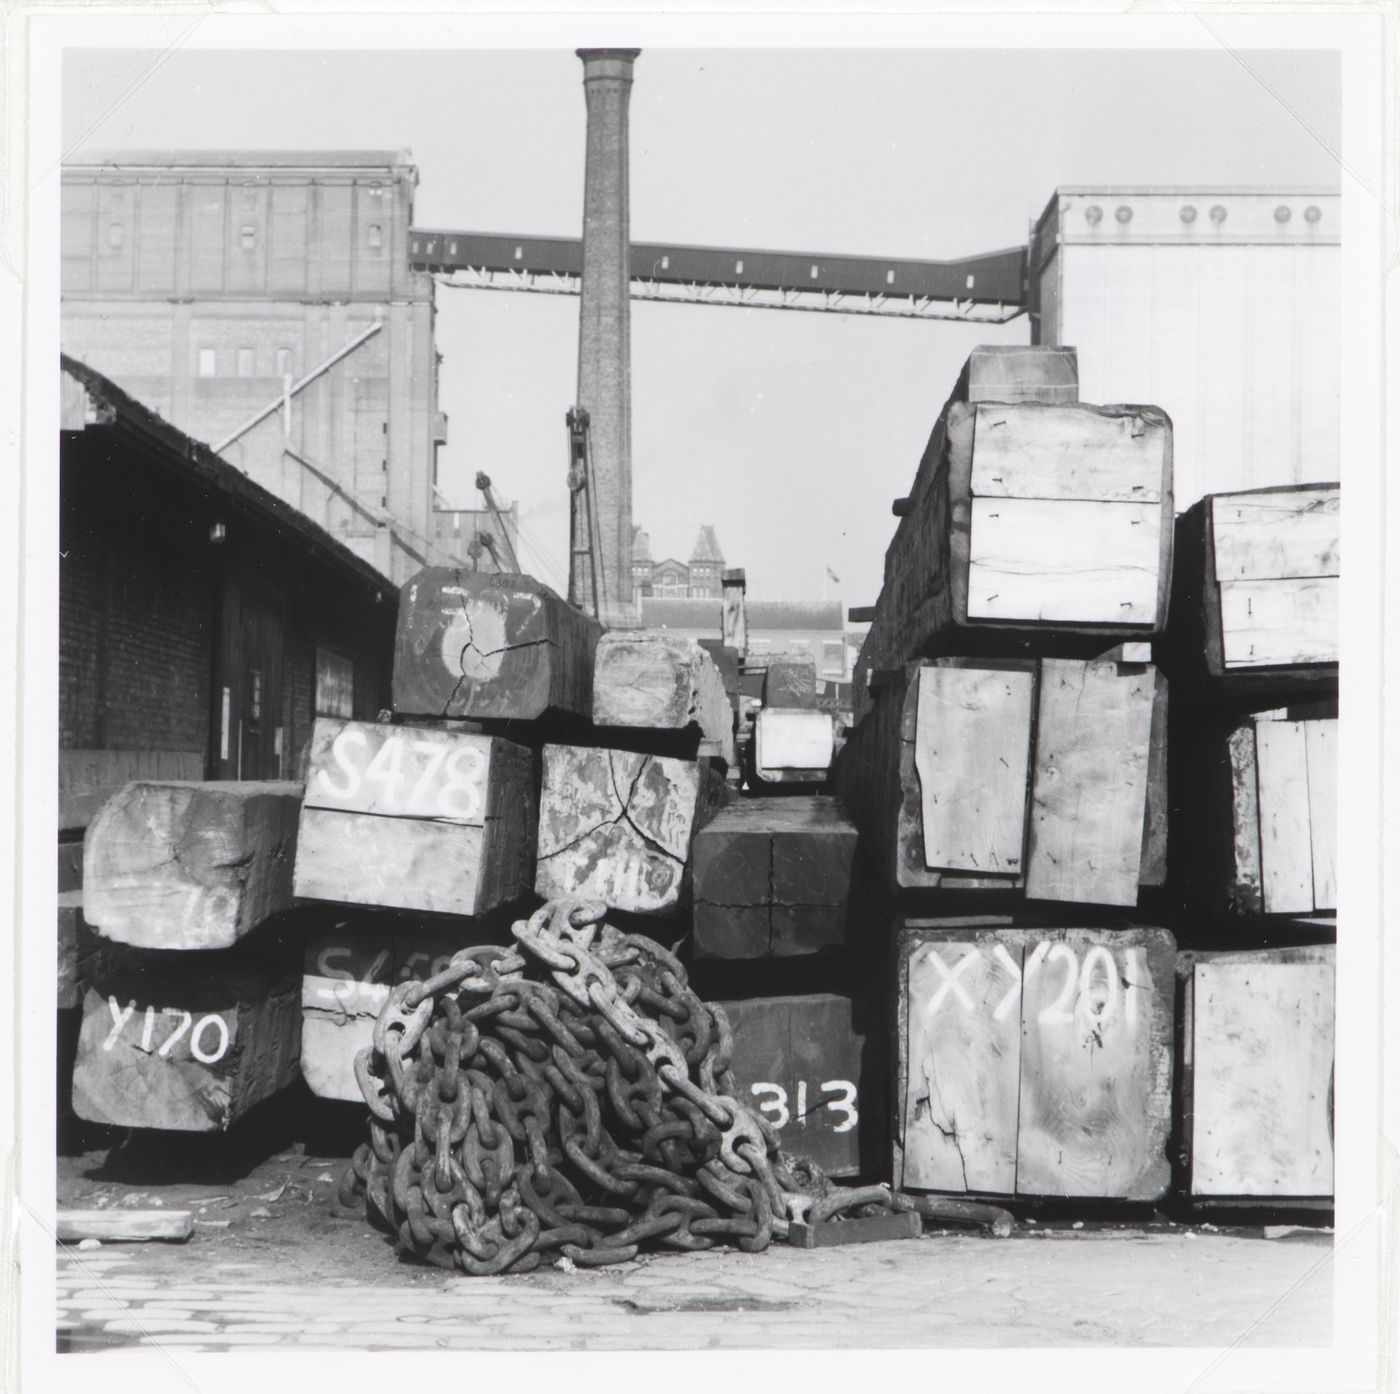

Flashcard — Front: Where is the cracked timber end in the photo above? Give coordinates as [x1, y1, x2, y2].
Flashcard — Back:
[392, 568, 603, 723]
[591, 629, 736, 769]
[534, 744, 728, 915]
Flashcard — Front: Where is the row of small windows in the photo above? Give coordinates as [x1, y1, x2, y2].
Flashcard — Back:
[105, 222, 384, 251]
[197, 347, 295, 378]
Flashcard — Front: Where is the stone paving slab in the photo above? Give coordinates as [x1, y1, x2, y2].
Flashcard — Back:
[50, 1228, 1336, 1354]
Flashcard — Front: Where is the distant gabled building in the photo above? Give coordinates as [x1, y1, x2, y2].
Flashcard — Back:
[631, 522, 726, 601]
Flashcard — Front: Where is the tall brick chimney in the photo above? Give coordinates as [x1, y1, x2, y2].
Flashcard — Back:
[572, 48, 640, 627]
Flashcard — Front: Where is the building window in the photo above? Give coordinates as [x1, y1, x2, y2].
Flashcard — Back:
[240, 225, 256, 250]
[198, 348, 217, 377]
[315, 648, 355, 719]
[237, 347, 255, 377]
[367, 224, 383, 250]
[107, 223, 124, 249]
[275, 347, 292, 376]
[821, 640, 845, 675]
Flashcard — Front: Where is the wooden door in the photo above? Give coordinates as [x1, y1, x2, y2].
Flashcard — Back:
[236, 592, 286, 780]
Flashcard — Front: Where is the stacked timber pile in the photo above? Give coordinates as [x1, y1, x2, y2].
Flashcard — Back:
[56, 350, 1339, 1237]
[839, 346, 1181, 1210]
[73, 782, 304, 1131]
[1166, 483, 1339, 1212]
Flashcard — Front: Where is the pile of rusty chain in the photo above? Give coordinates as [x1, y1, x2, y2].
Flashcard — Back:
[339, 898, 891, 1273]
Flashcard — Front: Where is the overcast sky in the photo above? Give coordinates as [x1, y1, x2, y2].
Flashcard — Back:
[62, 44, 1341, 604]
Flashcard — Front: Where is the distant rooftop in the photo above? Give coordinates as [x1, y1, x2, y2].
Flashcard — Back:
[639, 596, 844, 633]
[66, 148, 415, 173]
[689, 524, 724, 564]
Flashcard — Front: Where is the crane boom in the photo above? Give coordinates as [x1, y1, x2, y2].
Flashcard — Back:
[410, 230, 1027, 323]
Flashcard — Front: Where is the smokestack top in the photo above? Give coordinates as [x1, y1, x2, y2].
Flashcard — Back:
[577, 49, 641, 80]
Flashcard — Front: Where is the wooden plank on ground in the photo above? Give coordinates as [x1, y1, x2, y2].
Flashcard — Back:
[293, 718, 535, 916]
[1016, 929, 1174, 1200]
[592, 630, 735, 766]
[787, 1212, 921, 1248]
[1305, 720, 1338, 912]
[913, 663, 1034, 875]
[56, 1210, 194, 1243]
[1024, 660, 1157, 906]
[392, 569, 602, 722]
[1255, 720, 1315, 915]
[718, 994, 877, 1180]
[535, 745, 723, 914]
[83, 781, 302, 950]
[1190, 953, 1334, 1197]
[901, 938, 1023, 1194]
[71, 953, 302, 1132]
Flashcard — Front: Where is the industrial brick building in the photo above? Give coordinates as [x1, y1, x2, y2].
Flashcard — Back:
[59, 356, 397, 834]
[631, 523, 725, 600]
[61, 149, 454, 586]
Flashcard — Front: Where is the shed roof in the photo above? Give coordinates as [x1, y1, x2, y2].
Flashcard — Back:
[66, 149, 414, 174]
[61, 354, 394, 598]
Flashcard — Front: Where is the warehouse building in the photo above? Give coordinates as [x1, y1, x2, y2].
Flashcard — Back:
[61, 150, 453, 585]
[1032, 187, 1340, 508]
[59, 355, 397, 836]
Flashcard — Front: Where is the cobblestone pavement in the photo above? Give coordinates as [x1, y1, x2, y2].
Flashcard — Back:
[53, 1223, 1334, 1354]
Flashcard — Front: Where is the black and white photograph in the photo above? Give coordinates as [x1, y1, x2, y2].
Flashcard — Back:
[6, 10, 1389, 1392]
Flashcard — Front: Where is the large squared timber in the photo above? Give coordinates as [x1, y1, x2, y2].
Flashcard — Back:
[293, 717, 535, 917]
[835, 655, 1166, 905]
[1178, 945, 1333, 1202]
[301, 921, 477, 1101]
[853, 385, 1172, 721]
[1169, 484, 1339, 703]
[83, 780, 302, 951]
[534, 744, 727, 914]
[716, 993, 883, 1180]
[692, 796, 858, 958]
[591, 629, 736, 767]
[895, 921, 1175, 1201]
[392, 568, 602, 722]
[71, 946, 302, 1133]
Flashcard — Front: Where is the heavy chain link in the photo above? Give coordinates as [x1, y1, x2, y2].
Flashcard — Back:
[340, 898, 889, 1272]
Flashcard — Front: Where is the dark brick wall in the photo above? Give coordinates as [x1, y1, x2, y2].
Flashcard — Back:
[59, 446, 213, 754]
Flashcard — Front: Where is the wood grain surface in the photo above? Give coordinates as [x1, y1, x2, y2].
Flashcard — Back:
[83, 781, 302, 951]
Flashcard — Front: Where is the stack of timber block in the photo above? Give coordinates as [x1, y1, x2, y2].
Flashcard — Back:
[289, 568, 738, 1100]
[72, 780, 305, 1132]
[840, 346, 1184, 1210]
[1164, 484, 1339, 1210]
